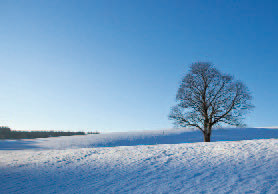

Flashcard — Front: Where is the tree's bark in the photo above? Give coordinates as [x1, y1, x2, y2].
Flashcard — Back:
[203, 133, 211, 142]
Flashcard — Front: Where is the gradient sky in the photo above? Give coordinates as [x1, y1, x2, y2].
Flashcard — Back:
[1, 0, 278, 132]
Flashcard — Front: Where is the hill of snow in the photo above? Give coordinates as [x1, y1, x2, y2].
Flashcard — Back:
[1, 128, 278, 193]
[1, 127, 278, 150]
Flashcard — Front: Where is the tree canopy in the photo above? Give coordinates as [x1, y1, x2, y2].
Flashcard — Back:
[169, 62, 254, 142]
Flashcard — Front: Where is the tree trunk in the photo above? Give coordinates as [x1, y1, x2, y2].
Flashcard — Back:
[203, 133, 211, 142]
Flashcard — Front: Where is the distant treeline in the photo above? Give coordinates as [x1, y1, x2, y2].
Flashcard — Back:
[0, 126, 99, 139]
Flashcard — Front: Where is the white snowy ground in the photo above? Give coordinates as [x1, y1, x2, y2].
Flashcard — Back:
[1, 128, 278, 193]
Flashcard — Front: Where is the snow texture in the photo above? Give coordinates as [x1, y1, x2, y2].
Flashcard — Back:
[1, 128, 278, 193]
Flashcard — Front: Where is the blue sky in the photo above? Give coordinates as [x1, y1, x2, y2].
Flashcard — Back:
[1, 0, 277, 132]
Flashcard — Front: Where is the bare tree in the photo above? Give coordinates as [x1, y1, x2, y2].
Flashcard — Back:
[169, 62, 254, 142]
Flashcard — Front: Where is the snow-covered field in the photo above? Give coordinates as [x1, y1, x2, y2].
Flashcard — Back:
[1, 128, 278, 193]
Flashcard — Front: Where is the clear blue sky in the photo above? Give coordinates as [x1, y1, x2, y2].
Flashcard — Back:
[1, 0, 277, 132]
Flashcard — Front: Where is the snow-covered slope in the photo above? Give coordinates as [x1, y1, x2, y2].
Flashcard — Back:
[1, 128, 278, 193]
[1, 128, 278, 150]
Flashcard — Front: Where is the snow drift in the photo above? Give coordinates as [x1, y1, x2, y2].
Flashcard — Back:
[1, 128, 278, 193]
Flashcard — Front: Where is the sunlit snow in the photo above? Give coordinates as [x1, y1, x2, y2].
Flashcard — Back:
[1, 128, 278, 193]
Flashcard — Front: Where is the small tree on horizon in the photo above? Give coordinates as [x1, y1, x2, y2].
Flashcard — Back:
[169, 62, 254, 142]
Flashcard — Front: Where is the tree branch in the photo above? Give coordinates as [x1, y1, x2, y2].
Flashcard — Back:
[212, 88, 239, 125]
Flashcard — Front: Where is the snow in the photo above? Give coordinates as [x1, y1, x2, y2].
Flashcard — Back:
[1, 127, 277, 150]
[1, 128, 278, 193]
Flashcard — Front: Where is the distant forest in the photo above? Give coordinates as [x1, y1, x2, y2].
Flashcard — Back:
[0, 127, 99, 139]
